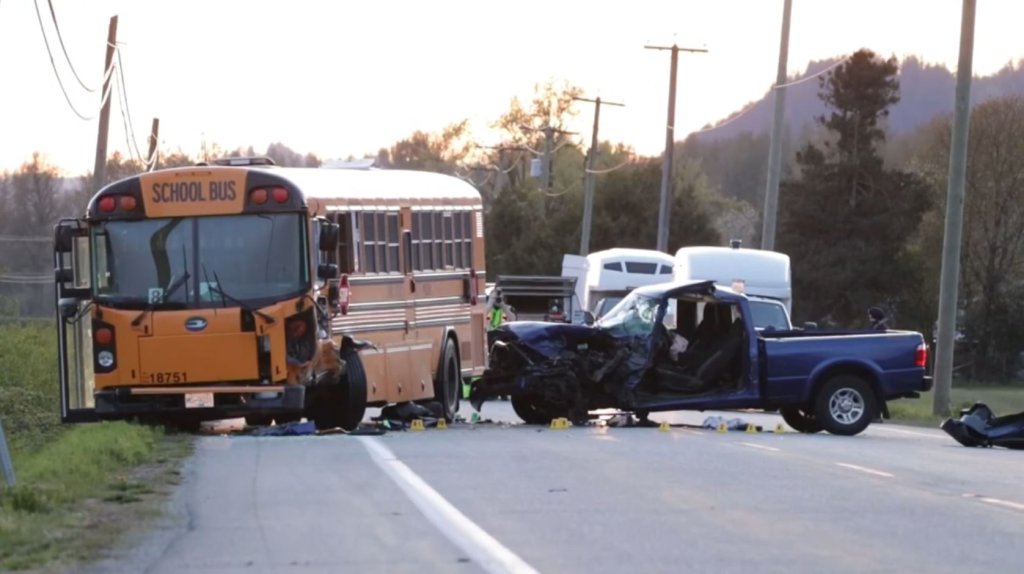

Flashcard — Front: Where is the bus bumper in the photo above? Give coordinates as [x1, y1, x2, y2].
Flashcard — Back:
[94, 384, 306, 420]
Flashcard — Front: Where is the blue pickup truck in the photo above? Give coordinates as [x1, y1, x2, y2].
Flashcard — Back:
[470, 280, 932, 436]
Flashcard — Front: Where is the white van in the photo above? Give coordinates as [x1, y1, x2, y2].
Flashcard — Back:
[562, 248, 675, 323]
[673, 242, 793, 330]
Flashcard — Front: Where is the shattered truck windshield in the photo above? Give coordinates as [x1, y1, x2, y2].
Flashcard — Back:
[596, 292, 660, 337]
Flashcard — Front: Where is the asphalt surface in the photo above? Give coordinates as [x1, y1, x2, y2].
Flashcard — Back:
[84, 401, 1024, 574]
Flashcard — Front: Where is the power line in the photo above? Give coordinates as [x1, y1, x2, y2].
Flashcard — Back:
[45, 0, 98, 92]
[114, 44, 150, 166]
[33, 0, 115, 120]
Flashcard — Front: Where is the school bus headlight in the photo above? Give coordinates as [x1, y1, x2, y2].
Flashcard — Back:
[97, 351, 115, 368]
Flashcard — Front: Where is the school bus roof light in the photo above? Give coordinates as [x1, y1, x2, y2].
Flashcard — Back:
[98, 196, 116, 213]
[249, 188, 268, 205]
[119, 195, 137, 211]
[272, 187, 289, 204]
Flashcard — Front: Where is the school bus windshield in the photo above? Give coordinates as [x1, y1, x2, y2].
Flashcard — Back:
[92, 213, 309, 308]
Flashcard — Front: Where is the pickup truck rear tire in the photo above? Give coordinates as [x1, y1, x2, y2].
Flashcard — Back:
[779, 407, 823, 433]
[814, 375, 877, 436]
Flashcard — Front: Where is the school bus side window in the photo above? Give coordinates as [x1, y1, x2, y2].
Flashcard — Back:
[411, 212, 422, 271]
[462, 212, 473, 268]
[386, 213, 399, 273]
[362, 212, 377, 273]
[417, 211, 435, 271]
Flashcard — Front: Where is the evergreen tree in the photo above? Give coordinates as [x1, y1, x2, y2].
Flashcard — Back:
[777, 49, 932, 327]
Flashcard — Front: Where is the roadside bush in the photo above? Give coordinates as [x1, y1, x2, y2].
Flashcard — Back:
[0, 322, 61, 450]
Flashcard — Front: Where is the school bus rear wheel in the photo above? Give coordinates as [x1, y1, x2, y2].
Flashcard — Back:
[434, 340, 460, 423]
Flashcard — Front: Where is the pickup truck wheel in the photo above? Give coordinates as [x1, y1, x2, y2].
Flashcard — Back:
[814, 375, 877, 436]
[779, 407, 823, 433]
[511, 394, 566, 425]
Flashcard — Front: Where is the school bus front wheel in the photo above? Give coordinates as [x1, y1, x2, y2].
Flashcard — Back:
[305, 346, 368, 431]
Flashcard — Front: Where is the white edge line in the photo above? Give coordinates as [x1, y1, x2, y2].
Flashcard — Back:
[359, 437, 539, 574]
[965, 494, 1024, 512]
[739, 442, 781, 452]
[870, 427, 946, 440]
[835, 462, 894, 478]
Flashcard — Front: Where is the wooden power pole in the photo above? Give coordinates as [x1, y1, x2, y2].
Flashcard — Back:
[92, 15, 118, 190]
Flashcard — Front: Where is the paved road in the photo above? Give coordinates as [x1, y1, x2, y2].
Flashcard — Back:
[86, 402, 1024, 574]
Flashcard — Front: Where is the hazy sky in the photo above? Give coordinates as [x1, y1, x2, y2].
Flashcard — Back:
[2, 0, 1021, 176]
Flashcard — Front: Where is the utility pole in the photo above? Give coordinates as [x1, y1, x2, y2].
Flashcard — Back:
[934, 0, 977, 416]
[574, 95, 624, 255]
[646, 43, 708, 253]
[521, 124, 576, 219]
[760, 0, 793, 251]
[478, 144, 529, 200]
[147, 118, 160, 171]
[92, 15, 118, 191]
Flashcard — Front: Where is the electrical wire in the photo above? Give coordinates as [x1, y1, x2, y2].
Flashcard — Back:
[114, 45, 150, 167]
[34, 0, 115, 120]
[773, 55, 853, 89]
[0, 235, 51, 243]
[46, 0, 98, 92]
[690, 54, 855, 136]
[585, 157, 634, 174]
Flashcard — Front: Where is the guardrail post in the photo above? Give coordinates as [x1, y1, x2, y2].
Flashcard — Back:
[0, 418, 16, 487]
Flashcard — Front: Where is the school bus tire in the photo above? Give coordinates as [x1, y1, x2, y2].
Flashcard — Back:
[435, 338, 460, 423]
[308, 347, 368, 431]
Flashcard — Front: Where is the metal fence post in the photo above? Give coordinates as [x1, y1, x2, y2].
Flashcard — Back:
[0, 418, 16, 487]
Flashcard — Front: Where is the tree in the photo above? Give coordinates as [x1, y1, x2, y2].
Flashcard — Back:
[914, 96, 1024, 380]
[777, 49, 933, 327]
[377, 120, 471, 174]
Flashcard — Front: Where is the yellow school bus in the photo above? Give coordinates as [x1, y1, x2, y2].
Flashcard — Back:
[53, 157, 487, 430]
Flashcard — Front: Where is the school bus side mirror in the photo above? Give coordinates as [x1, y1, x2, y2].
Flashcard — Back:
[326, 281, 341, 311]
[58, 297, 83, 320]
[55, 223, 76, 253]
[317, 263, 339, 280]
[319, 222, 340, 252]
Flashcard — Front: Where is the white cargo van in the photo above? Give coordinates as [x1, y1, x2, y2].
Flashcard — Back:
[562, 248, 675, 323]
[673, 242, 793, 330]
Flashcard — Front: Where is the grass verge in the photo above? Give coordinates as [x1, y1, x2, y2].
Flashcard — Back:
[887, 385, 1024, 427]
[0, 422, 193, 572]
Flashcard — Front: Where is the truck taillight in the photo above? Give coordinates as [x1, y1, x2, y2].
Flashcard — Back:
[915, 342, 928, 368]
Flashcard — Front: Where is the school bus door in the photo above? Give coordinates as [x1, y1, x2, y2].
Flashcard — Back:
[54, 220, 99, 422]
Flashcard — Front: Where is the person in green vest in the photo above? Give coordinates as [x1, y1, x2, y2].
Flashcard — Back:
[486, 291, 515, 330]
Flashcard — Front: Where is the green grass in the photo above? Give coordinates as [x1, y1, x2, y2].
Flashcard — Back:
[0, 321, 62, 451]
[0, 322, 194, 571]
[0, 422, 192, 571]
[887, 384, 1024, 426]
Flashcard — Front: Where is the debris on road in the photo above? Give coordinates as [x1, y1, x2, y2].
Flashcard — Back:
[941, 402, 1024, 449]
